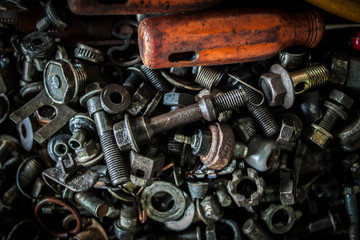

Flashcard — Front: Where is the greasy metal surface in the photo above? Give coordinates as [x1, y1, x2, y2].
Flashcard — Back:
[139, 8, 324, 68]
[68, 0, 224, 15]
[10, 90, 77, 144]
[200, 123, 235, 170]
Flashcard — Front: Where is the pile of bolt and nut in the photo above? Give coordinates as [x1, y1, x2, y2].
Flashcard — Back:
[0, 1, 360, 240]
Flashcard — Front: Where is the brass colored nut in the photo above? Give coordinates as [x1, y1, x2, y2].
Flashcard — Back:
[305, 123, 334, 149]
[227, 168, 265, 207]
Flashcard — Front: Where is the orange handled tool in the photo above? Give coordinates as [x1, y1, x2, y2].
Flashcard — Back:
[68, 0, 224, 15]
[139, 8, 325, 69]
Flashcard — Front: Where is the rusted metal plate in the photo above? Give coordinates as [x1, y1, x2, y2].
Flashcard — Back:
[68, 0, 224, 15]
[139, 8, 325, 69]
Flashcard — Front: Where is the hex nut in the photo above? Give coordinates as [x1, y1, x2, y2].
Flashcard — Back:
[260, 73, 287, 107]
[44, 59, 79, 104]
[141, 181, 186, 223]
[330, 51, 349, 87]
[100, 84, 131, 114]
[329, 89, 354, 109]
[130, 151, 165, 187]
[261, 204, 296, 234]
[227, 168, 265, 207]
[279, 180, 295, 205]
[196, 195, 224, 225]
[276, 120, 294, 145]
[305, 123, 334, 149]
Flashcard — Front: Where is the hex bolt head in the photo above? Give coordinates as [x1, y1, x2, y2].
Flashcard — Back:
[44, 59, 87, 104]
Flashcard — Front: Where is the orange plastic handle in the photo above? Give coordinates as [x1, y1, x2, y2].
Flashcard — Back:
[139, 8, 325, 69]
[68, 0, 224, 15]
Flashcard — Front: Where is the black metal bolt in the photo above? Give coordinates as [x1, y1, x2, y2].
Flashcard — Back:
[80, 82, 129, 185]
[123, 66, 146, 94]
[141, 65, 172, 93]
[343, 186, 360, 240]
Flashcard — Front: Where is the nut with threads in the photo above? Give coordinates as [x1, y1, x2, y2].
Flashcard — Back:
[227, 168, 265, 207]
[260, 64, 329, 109]
[261, 203, 296, 234]
[114, 89, 248, 152]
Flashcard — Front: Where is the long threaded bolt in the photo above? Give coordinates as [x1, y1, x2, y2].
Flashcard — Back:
[243, 83, 279, 137]
[80, 83, 129, 185]
[344, 187, 360, 240]
[141, 65, 172, 93]
[242, 218, 273, 240]
[195, 66, 224, 90]
[75, 191, 109, 218]
[114, 89, 248, 151]
[290, 65, 329, 94]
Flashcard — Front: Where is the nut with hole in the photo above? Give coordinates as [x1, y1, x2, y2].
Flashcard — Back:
[261, 204, 296, 234]
[227, 168, 265, 207]
[100, 84, 131, 114]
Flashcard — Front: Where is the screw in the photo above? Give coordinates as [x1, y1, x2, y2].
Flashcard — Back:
[0, 158, 41, 209]
[232, 116, 257, 143]
[195, 66, 225, 90]
[74, 191, 109, 218]
[241, 79, 280, 137]
[213, 180, 232, 207]
[68, 113, 97, 150]
[80, 82, 129, 185]
[242, 218, 273, 240]
[343, 186, 360, 240]
[119, 203, 138, 229]
[123, 66, 146, 94]
[114, 89, 248, 152]
[141, 65, 172, 93]
[262, 185, 280, 202]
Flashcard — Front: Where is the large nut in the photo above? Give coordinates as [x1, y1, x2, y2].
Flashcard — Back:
[227, 168, 265, 207]
[276, 120, 294, 146]
[130, 151, 165, 187]
[305, 123, 334, 149]
[141, 181, 186, 223]
[329, 89, 354, 109]
[260, 73, 287, 107]
[164, 194, 195, 232]
[261, 204, 296, 234]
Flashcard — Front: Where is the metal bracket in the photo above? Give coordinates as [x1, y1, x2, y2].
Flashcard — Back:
[42, 154, 99, 192]
[10, 90, 77, 144]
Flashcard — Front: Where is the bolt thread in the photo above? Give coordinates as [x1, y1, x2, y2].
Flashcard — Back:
[75, 192, 109, 218]
[120, 203, 138, 228]
[144, 144, 158, 157]
[212, 89, 248, 114]
[74, 44, 104, 63]
[100, 130, 129, 185]
[262, 186, 280, 202]
[195, 66, 224, 90]
[216, 189, 233, 207]
[234, 117, 257, 142]
[2, 184, 20, 207]
[345, 194, 360, 240]
[141, 65, 172, 93]
[123, 73, 142, 93]
[244, 86, 279, 137]
[305, 65, 329, 89]
[74, 64, 87, 93]
[19, 159, 42, 187]
[318, 109, 339, 132]
[172, 230, 197, 240]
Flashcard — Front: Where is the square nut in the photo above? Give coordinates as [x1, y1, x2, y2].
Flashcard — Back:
[130, 150, 165, 187]
[305, 124, 334, 149]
